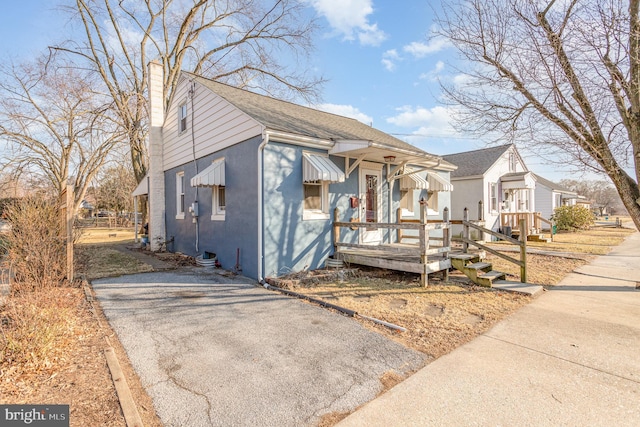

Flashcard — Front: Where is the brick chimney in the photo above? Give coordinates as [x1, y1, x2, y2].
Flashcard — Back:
[148, 60, 166, 251]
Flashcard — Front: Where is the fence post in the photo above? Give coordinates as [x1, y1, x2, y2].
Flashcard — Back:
[396, 207, 403, 243]
[443, 206, 450, 282]
[478, 200, 484, 241]
[462, 207, 469, 253]
[420, 199, 428, 287]
[333, 208, 340, 254]
[519, 218, 527, 283]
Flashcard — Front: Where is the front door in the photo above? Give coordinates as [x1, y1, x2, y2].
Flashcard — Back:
[359, 167, 382, 245]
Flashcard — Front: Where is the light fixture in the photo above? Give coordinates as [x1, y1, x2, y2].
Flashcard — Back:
[383, 155, 396, 163]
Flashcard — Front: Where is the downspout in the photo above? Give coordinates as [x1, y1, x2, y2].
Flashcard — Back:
[388, 171, 393, 244]
[258, 130, 270, 284]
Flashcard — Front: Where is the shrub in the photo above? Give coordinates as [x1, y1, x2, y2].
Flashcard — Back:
[552, 205, 595, 231]
[1, 196, 67, 291]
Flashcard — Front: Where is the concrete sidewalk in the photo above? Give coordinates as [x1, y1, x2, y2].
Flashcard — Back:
[338, 230, 640, 426]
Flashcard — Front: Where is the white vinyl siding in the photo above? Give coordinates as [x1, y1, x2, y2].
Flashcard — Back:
[163, 77, 263, 171]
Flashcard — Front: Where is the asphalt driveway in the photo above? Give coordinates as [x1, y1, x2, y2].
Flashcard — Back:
[92, 268, 427, 427]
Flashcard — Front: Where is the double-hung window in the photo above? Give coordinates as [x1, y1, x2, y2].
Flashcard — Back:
[490, 182, 498, 212]
[176, 171, 185, 219]
[302, 152, 344, 220]
[212, 185, 226, 220]
[178, 102, 188, 133]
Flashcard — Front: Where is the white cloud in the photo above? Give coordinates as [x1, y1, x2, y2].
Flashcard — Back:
[381, 49, 400, 71]
[315, 103, 373, 125]
[419, 60, 445, 81]
[403, 36, 450, 58]
[309, 0, 387, 46]
[387, 105, 459, 137]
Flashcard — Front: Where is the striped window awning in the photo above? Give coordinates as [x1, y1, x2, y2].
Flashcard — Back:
[427, 171, 453, 192]
[191, 158, 225, 187]
[303, 153, 345, 183]
[400, 169, 429, 190]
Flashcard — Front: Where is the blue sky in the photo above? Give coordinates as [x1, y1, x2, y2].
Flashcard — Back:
[0, 0, 583, 181]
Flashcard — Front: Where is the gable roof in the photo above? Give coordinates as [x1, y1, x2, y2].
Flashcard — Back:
[186, 73, 454, 168]
[442, 144, 513, 178]
[532, 173, 576, 195]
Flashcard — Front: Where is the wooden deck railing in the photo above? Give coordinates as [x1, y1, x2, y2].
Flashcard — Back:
[465, 208, 527, 283]
[333, 203, 450, 286]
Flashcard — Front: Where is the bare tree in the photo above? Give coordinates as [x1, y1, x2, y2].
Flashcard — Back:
[93, 160, 137, 214]
[436, 0, 640, 230]
[559, 178, 627, 215]
[0, 55, 123, 212]
[57, 0, 322, 190]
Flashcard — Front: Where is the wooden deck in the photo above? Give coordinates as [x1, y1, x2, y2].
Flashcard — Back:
[335, 244, 451, 275]
[332, 206, 452, 286]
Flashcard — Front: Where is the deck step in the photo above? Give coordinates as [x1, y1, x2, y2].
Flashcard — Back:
[449, 253, 479, 261]
[476, 270, 507, 287]
[527, 234, 551, 243]
[463, 262, 493, 282]
[465, 262, 492, 271]
[449, 253, 481, 272]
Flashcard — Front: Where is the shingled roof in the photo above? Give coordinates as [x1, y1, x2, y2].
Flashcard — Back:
[442, 144, 513, 178]
[532, 173, 576, 195]
[188, 73, 446, 160]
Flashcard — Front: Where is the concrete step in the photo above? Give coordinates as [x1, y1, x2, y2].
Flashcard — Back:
[476, 270, 507, 287]
[492, 280, 544, 297]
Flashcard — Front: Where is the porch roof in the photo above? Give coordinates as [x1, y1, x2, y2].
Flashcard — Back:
[191, 158, 225, 187]
[303, 152, 345, 183]
[329, 139, 456, 170]
[501, 172, 535, 190]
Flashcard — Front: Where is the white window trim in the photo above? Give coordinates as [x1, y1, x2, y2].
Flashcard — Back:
[211, 185, 226, 221]
[490, 182, 498, 213]
[178, 101, 188, 134]
[303, 181, 330, 220]
[176, 171, 185, 220]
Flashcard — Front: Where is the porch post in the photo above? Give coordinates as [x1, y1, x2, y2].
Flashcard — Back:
[396, 207, 403, 243]
[462, 207, 469, 253]
[333, 208, 340, 255]
[420, 199, 428, 287]
[519, 218, 527, 283]
[443, 206, 450, 281]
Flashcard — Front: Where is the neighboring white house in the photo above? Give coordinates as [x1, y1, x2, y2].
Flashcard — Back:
[532, 173, 581, 220]
[442, 144, 534, 233]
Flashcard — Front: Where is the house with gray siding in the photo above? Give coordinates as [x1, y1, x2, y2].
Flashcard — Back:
[140, 62, 456, 282]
